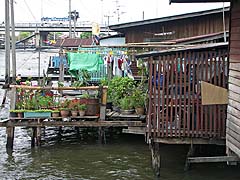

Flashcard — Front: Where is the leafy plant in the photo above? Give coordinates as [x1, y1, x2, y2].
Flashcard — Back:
[132, 88, 146, 108]
[79, 104, 87, 111]
[108, 77, 136, 106]
[10, 109, 26, 113]
[119, 97, 134, 110]
[69, 98, 80, 110]
[60, 98, 71, 110]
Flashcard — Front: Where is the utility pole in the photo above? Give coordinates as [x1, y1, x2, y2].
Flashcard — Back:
[104, 14, 113, 35]
[10, 0, 16, 84]
[5, 0, 10, 84]
[69, 0, 72, 38]
[73, 10, 76, 38]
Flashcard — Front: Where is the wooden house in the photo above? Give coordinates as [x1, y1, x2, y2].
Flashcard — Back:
[171, 0, 240, 161]
[109, 7, 230, 43]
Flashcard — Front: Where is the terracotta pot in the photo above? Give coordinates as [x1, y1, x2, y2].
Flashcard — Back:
[17, 112, 24, 118]
[135, 107, 145, 115]
[71, 110, 78, 117]
[79, 110, 86, 117]
[60, 110, 70, 117]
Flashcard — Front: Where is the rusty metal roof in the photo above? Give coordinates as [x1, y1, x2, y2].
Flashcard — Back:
[55, 38, 92, 47]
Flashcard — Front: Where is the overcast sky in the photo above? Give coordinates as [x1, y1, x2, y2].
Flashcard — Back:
[0, 0, 230, 25]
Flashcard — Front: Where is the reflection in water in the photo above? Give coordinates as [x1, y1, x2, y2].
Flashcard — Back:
[0, 127, 154, 180]
[0, 126, 240, 180]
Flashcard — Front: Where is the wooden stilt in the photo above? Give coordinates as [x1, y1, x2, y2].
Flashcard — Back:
[98, 127, 106, 144]
[6, 127, 15, 150]
[58, 126, 63, 138]
[226, 147, 238, 165]
[75, 127, 80, 138]
[36, 126, 41, 146]
[150, 142, 161, 179]
[184, 143, 195, 171]
[31, 127, 37, 147]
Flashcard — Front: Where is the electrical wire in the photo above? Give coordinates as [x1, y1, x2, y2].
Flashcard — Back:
[23, 0, 37, 22]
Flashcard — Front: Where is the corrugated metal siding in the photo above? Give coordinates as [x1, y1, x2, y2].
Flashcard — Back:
[124, 12, 229, 43]
[227, 0, 240, 158]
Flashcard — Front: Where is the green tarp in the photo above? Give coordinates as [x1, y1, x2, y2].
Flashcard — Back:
[67, 52, 104, 78]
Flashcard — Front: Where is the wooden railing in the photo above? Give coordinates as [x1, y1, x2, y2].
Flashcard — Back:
[146, 46, 228, 140]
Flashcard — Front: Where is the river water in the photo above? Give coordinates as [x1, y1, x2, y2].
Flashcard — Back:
[0, 50, 240, 179]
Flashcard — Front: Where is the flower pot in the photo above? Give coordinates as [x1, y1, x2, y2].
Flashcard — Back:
[71, 110, 78, 117]
[17, 112, 24, 118]
[24, 111, 51, 118]
[52, 112, 60, 118]
[79, 110, 86, 117]
[135, 107, 145, 115]
[60, 110, 70, 118]
[80, 98, 100, 116]
[120, 109, 135, 115]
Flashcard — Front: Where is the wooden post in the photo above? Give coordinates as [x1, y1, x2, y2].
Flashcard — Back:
[98, 127, 106, 144]
[31, 125, 41, 147]
[226, 147, 238, 165]
[31, 127, 37, 147]
[98, 86, 107, 144]
[99, 87, 107, 121]
[36, 126, 41, 146]
[184, 143, 195, 171]
[150, 142, 161, 179]
[6, 127, 15, 150]
[75, 127, 80, 138]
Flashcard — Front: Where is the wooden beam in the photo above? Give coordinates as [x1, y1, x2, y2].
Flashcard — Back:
[154, 137, 225, 145]
[188, 156, 240, 163]
[9, 85, 108, 91]
[122, 127, 146, 135]
[0, 120, 146, 128]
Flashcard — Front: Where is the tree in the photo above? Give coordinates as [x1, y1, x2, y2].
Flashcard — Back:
[18, 32, 31, 40]
[80, 32, 92, 39]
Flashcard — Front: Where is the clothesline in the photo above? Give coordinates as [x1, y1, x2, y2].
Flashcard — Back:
[77, 47, 128, 56]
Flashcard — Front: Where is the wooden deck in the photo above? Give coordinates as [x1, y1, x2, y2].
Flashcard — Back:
[0, 117, 146, 128]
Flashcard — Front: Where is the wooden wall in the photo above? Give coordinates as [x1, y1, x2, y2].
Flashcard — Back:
[122, 11, 229, 43]
[226, 0, 240, 158]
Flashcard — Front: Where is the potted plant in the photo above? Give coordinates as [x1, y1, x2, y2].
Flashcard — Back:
[9, 109, 25, 118]
[78, 104, 87, 117]
[51, 110, 60, 118]
[69, 98, 80, 117]
[59, 98, 70, 117]
[79, 92, 100, 116]
[132, 82, 147, 115]
[119, 97, 135, 115]
[108, 77, 136, 111]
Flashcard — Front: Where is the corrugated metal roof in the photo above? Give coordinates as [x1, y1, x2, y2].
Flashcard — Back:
[136, 42, 228, 58]
[55, 38, 92, 47]
[109, 7, 230, 30]
[170, 0, 230, 3]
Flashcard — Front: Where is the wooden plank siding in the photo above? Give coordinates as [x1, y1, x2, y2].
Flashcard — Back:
[123, 12, 229, 43]
[226, 0, 240, 158]
[145, 46, 228, 141]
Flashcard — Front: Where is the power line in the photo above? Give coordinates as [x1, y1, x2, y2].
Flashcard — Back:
[23, 0, 37, 22]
